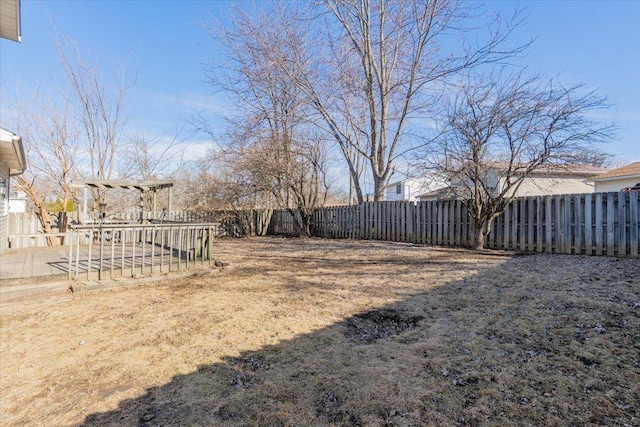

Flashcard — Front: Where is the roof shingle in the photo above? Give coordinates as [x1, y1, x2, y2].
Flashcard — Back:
[594, 162, 640, 180]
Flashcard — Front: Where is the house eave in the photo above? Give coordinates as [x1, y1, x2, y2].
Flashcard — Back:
[0, 128, 26, 174]
[0, 0, 21, 43]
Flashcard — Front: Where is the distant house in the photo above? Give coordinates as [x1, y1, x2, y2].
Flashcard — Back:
[416, 163, 608, 201]
[8, 189, 27, 213]
[416, 186, 455, 202]
[594, 162, 640, 193]
[1, 127, 27, 252]
[384, 176, 444, 202]
[0, 0, 21, 43]
[490, 163, 608, 197]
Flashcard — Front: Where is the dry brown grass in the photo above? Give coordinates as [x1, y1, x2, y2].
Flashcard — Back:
[1, 237, 638, 426]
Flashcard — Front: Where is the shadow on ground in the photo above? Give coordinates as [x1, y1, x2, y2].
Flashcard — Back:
[79, 250, 639, 427]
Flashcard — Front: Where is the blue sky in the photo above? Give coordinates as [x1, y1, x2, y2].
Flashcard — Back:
[1, 0, 639, 164]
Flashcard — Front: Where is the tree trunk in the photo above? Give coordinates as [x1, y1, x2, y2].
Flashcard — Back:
[471, 220, 487, 251]
[59, 212, 69, 245]
[373, 177, 385, 202]
[299, 210, 314, 238]
[14, 177, 58, 246]
[36, 204, 58, 246]
[472, 231, 486, 251]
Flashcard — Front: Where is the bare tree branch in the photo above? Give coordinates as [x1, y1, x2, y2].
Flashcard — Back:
[424, 69, 615, 249]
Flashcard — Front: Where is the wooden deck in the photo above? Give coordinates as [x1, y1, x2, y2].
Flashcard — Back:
[0, 243, 210, 283]
[0, 246, 71, 281]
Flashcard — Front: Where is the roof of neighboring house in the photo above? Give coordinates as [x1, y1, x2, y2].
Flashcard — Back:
[0, 0, 21, 42]
[0, 127, 26, 173]
[622, 182, 640, 192]
[484, 161, 608, 176]
[593, 162, 640, 181]
[385, 177, 424, 188]
[384, 175, 447, 189]
[416, 186, 455, 199]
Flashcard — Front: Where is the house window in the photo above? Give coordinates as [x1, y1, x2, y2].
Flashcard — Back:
[396, 184, 402, 194]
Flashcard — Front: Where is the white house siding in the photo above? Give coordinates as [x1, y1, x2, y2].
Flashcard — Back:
[385, 183, 407, 201]
[0, 160, 8, 252]
[499, 175, 596, 197]
[595, 177, 640, 193]
[385, 177, 442, 202]
[8, 196, 27, 213]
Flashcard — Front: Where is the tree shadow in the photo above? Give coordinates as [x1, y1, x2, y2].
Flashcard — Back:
[79, 253, 639, 426]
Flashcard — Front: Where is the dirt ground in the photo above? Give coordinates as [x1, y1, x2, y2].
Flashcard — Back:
[1, 237, 639, 426]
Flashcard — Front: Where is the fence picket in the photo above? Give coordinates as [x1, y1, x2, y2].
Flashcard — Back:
[553, 196, 562, 254]
[442, 201, 448, 246]
[511, 200, 519, 250]
[503, 203, 510, 250]
[630, 191, 638, 256]
[585, 194, 593, 255]
[520, 197, 533, 251]
[564, 195, 573, 254]
[544, 196, 552, 253]
[535, 196, 542, 253]
[428, 201, 433, 244]
[574, 195, 583, 255]
[618, 192, 627, 256]
[595, 193, 604, 255]
[461, 203, 468, 246]
[449, 200, 456, 246]
[607, 193, 615, 256]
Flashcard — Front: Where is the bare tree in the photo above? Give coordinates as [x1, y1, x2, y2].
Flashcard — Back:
[113, 129, 187, 215]
[121, 130, 186, 180]
[13, 89, 81, 245]
[425, 70, 614, 249]
[56, 36, 133, 210]
[205, 5, 331, 236]
[256, 0, 527, 202]
[176, 145, 264, 213]
[225, 130, 330, 236]
[10, 35, 134, 241]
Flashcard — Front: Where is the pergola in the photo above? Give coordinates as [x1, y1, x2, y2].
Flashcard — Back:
[73, 180, 174, 223]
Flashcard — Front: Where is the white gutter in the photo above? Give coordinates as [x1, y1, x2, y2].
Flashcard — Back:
[595, 174, 640, 183]
[9, 134, 26, 176]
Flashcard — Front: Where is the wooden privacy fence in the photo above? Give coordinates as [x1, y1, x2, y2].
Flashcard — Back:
[268, 191, 639, 257]
[268, 210, 304, 236]
[8, 212, 63, 248]
[8, 209, 273, 249]
[67, 223, 218, 281]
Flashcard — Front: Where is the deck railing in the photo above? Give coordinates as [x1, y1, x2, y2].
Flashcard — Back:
[68, 223, 219, 281]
